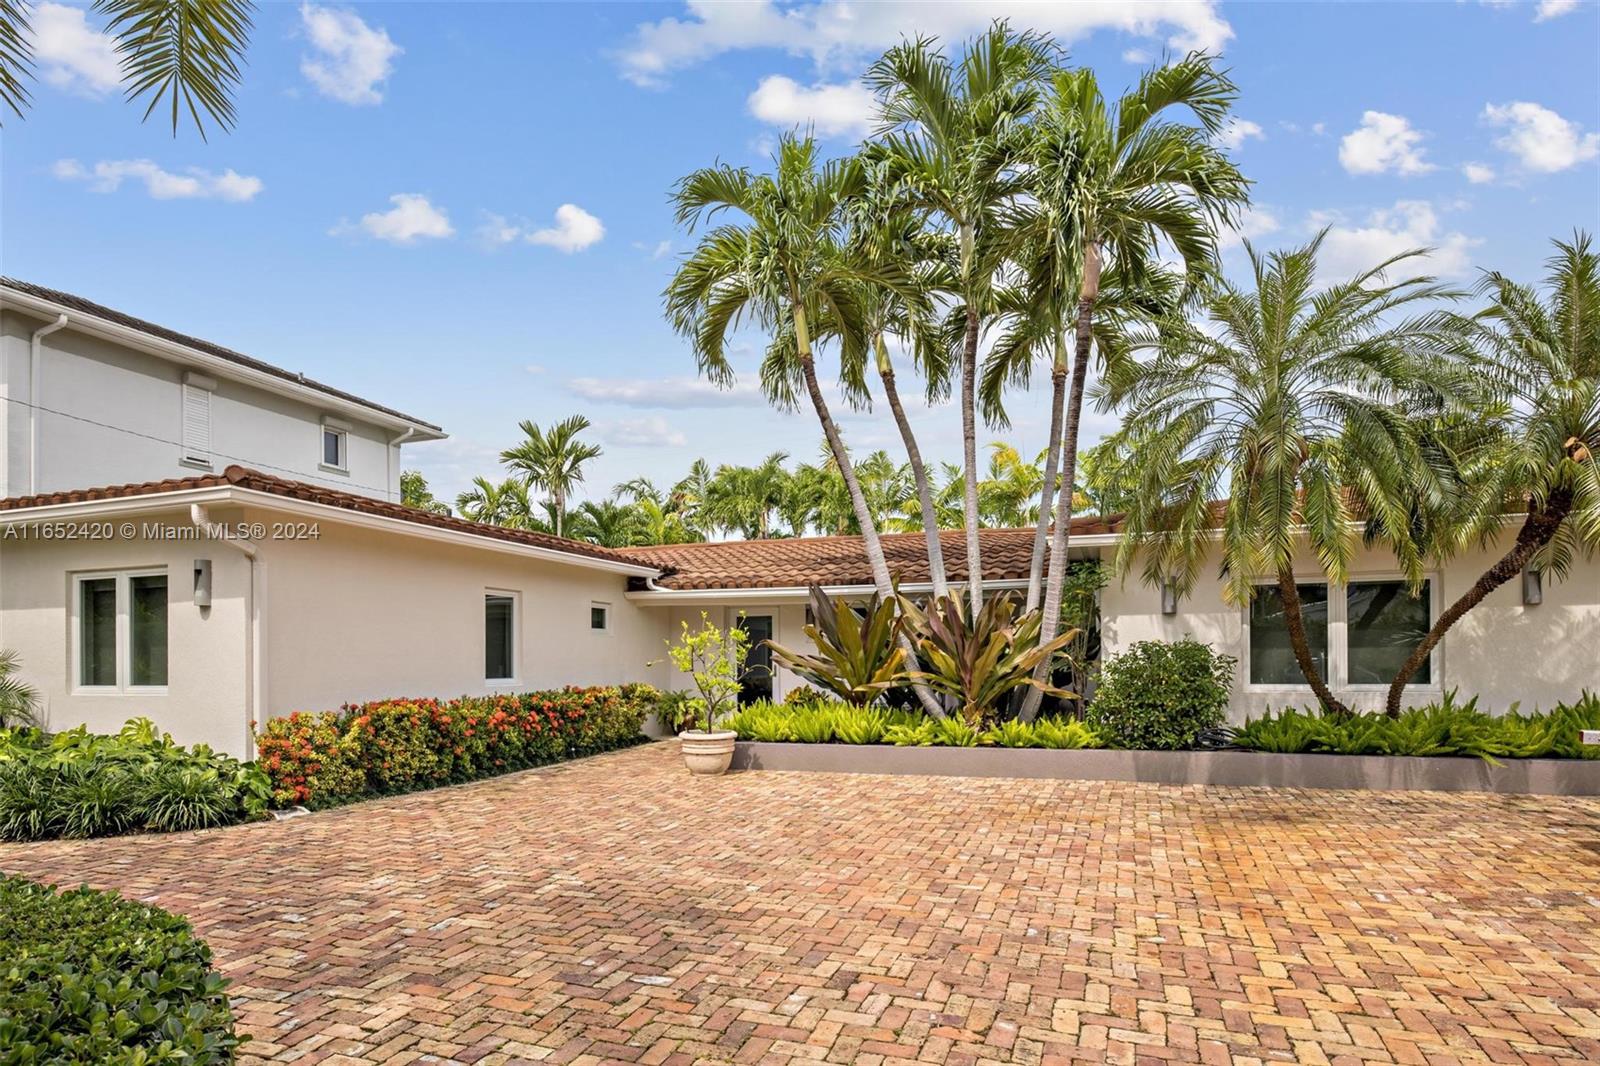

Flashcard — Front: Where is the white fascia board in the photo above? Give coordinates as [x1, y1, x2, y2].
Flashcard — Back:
[3, 288, 446, 441]
[625, 578, 1034, 605]
[0, 485, 661, 578]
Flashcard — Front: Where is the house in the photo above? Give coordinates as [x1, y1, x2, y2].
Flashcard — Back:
[2, 281, 1595, 758]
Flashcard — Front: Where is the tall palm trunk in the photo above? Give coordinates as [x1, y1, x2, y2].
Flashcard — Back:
[1021, 246, 1099, 721]
[795, 307, 946, 719]
[1385, 489, 1573, 716]
[959, 223, 984, 614]
[1276, 566, 1348, 716]
[1025, 334, 1069, 612]
[554, 488, 565, 538]
[876, 336, 948, 601]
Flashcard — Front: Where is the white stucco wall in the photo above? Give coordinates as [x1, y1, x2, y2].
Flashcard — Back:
[0, 308, 405, 500]
[1101, 530, 1600, 718]
[659, 601, 811, 704]
[0, 504, 254, 752]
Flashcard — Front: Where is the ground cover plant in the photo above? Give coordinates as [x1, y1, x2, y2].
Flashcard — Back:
[0, 874, 246, 1064]
[0, 717, 271, 842]
[256, 684, 656, 808]
[727, 700, 1104, 749]
[1233, 690, 1600, 761]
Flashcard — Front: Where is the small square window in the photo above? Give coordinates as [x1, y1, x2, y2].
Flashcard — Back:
[590, 603, 609, 631]
[321, 427, 347, 470]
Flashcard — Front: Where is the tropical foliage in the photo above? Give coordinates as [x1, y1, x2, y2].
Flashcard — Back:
[657, 614, 749, 734]
[0, 647, 39, 728]
[726, 699, 1105, 749]
[766, 585, 909, 705]
[1083, 638, 1236, 750]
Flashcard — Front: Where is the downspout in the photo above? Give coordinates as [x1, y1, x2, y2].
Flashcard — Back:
[192, 504, 265, 759]
[29, 314, 69, 494]
[388, 427, 418, 502]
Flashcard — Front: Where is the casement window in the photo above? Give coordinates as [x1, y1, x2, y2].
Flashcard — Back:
[180, 379, 213, 466]
[485, 592, 517, 682]
[1246, 577, 1436, 690]
[590, 602, 610, 632]
[320, 423, 348, 472]
[74, 570, 168, 692]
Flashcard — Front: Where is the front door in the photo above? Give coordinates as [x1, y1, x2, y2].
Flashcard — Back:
[737, 614, 774, 705]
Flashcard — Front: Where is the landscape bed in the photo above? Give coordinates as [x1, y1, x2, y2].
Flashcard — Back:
[728, 741, 1600, 795]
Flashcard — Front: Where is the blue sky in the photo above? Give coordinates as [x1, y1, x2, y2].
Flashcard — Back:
[5, 0, 1598, 506]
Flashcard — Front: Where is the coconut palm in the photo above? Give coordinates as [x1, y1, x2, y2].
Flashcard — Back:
[1383, 234, 1600, 715]
[455, 477, 539, 530]
[867, 23, 1056, 612]
[500, 415, 602, 539]
[1100, 237, 1462, 715]
[666, 133, 945, 716]
[1, 0, 253, 138]
[1016, 55, 1250, 720]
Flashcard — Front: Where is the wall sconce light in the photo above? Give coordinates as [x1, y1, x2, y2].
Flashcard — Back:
[193, 559, 212, 608]
[1160, 578, 1180, 615]
[1522, 567, 1542, 607]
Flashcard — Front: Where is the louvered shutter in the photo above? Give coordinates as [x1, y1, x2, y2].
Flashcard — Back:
[181, 383, 212, 464]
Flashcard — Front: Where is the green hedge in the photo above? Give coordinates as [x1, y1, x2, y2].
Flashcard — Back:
[0, 875, 245, 1064]
[727, 701, 1104, 749]
[1083, 638, 1236, 750]
[1235, 691, 1600, 760]
[256, 684, 656, 808]
[0, 719, 271, 842]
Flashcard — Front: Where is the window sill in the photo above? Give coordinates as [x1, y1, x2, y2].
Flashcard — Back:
[317, 463, 350, 476]
[178, 457, 213, 471]
[71, 687, 169, 697]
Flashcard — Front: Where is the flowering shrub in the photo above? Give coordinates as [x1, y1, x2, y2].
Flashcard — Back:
[257, 685, 654, 808]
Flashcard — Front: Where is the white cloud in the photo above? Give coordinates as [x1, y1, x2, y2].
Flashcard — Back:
[617, 0, 1231, 87]
[1314, 201, 1479, 284]
[598, 416, 687, 448]
[299, 3, 402, 106]
[1311, 121, 1327, 135]
[52, 158, 263, 201]
[747, 75, 876, 138]
[477, 205, 605, 253]
[334, 193, 453, 244]
[1339, 111, 1434, 176]
[1535, 0, 1579, 20]
[651, 239, 672, 260]
[567, 376, 765, 409]
[1213, 116, 1264, 151]
[1462, 162, 1496, 184]
[1220, 203, 1282, 251]
[1483, 101, 1599, 173]
[1121, 47, 1153, 63]
[30, 2, 121, 96]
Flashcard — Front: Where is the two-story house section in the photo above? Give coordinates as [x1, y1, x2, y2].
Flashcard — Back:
[0, 279, 446, 501]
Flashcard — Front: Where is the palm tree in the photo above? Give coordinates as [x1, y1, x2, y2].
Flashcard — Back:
[1383, 234, 1599, 715]
[1100, 238, 1462, 715]
[666, 133, 945, 717]
[1, 0, 253, 138]
[979, 442, 1044, 527]
[705, 453, 790, 539]
[455, 476, 540, 530]
[671, 459, 716, 534]
[572, 499, 642, 548]
[500, 415, 602, 539]
[0, 648, 40, 728]
[1017, 55, 1250, 720]
[867, 23, 1055, 613]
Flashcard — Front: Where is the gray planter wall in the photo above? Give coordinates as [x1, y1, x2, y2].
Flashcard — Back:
[730, 742, 1600, 796]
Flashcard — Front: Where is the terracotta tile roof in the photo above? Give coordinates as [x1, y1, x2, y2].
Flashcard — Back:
[2, 278, 441, 432]
[0, 466, 658, 570]
[627, 518, 1123, 591]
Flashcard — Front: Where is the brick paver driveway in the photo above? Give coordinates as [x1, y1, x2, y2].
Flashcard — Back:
[5, 742, 1600, 1065]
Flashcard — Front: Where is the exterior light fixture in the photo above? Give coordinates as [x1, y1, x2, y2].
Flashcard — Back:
[1161, 578, 1180, 615]
[193, 559, 212, 608]
[1522, 567, 1542, 607]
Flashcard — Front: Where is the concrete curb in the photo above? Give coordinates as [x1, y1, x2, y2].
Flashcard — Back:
[730, 742, 1600, 795]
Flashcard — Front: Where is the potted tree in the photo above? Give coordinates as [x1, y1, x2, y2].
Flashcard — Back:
[661, 613, 749, 775]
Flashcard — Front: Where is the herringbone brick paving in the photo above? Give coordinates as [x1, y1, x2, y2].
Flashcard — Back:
[4, 741, 1599, 1065]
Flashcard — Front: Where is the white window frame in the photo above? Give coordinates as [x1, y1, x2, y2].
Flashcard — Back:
[1241, 571, 1443, 694]
[319, 418, 350, 475]
[179, 373, 215, 469]
[589, 600, 612, 634]
[70, 567, 169, 695]
[484, 589, 519, 687]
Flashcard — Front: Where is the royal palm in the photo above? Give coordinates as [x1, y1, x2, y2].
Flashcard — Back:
[500, 414, 602, 539]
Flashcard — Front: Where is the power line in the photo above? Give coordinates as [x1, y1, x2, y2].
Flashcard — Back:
[3, 394, 396, 497]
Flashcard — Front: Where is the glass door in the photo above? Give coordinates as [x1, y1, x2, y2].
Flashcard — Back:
[737, 614, 774, 705]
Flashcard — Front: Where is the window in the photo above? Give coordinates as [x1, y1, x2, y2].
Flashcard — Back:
[590, 602, 610, 632]
[321, 426, 347, 471]
[1347, 580, 1431, 685]
[1248, 583, 1329, 686]
[180, 383, 212, 465]
[75, 570, 168, 691]
[485, 593, 515, 681]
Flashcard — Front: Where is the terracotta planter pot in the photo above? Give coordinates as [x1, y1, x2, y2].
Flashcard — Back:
[680, 730, 737, 776]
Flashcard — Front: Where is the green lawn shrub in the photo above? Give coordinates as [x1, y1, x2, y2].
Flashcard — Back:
[0, 875, 246, 1063]
[1083, 638, 1236, 750]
